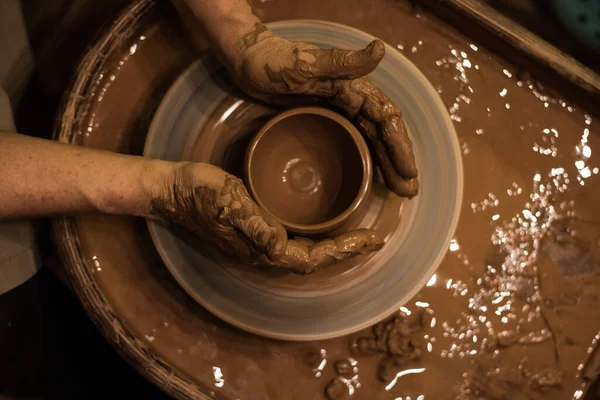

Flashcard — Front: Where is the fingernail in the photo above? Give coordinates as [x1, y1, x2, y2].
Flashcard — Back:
[368, 40, 385, 59]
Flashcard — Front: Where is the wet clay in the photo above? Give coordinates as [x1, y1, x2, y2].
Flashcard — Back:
[178, 0, 419, 197]
[61, 0, 600, 399]
[221, 5, 419, 197]
[148, 163, 288, 262]
[147, 162, 383, 274]
[248, 112, 365, 226]
[187, 95, 409, 294]
[143, 0, 391, 268]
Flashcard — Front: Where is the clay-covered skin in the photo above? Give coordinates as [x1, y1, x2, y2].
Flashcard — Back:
[267, 231, 384, 275]
[234, 27, 420, 198]
[183, 0, 419, 197]
[148, 162, 384, 273]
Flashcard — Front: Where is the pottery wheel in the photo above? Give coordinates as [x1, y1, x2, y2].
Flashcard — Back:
[143, 20, 462, 340]
[52, 0, 600, 399]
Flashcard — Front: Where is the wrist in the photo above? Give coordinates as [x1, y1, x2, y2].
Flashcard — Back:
[182, 0, 265, 73]
[137, 159, 185, 218]
[85, 157, 179, 217]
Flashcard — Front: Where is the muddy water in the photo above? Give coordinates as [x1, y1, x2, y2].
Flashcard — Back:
[70, 0, 600, 399]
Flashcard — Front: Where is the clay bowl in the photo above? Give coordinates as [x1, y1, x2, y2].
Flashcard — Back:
[245, 107, 372, 236]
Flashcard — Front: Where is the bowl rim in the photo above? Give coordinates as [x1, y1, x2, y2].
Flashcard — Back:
[245, 106, 373, 235]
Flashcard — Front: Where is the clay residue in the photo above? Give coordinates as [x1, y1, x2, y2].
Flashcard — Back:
[62, 0, 600, 398]
[350, 310, 431, 381]
[457, 357, 563, 399]
[325, 358, 360, 400]
[242, 22, 268, 48]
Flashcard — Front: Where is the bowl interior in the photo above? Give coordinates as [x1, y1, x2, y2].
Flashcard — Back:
[248, 110, 365, 227]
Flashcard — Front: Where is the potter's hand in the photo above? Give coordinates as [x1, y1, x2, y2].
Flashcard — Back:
[177, 0, 419, 198]
[234, 31, 419, 198]
[267, 231, 384, 275]
[149, 163, 384, 273]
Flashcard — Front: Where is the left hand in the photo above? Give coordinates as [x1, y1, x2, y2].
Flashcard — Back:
[231, 27, 419, 198]
[147, 162, 384, 274]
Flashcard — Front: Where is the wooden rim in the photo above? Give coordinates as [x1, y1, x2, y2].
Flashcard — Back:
[51, 0, 212, 398]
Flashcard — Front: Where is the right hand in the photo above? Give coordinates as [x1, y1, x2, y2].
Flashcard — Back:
[148, 162, 384, 274]
[231, 29, 419, 198]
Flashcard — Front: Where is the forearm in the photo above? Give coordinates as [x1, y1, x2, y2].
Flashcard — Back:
[0, 132, 172, 220]
[179, 0, 263, 72]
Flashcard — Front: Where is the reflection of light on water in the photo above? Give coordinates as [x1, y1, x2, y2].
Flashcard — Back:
[213, 366, 224, 388]
[399, 306, 412, 316]
[415, 301, 429, 308]
[313, 349, 327, 378]
[385, 367, 426, 391]
[92, 255, 101, 272]
[507, 182, 523, 196]
[438, 164, 574, 359]
[317, 359, 326, 370]
[218, 99, 243, 125]
[550, 167, 564, 176]
[129, 43, 137, 55]
[435, 46, 476, 123]
[471, 193, 499, 212]
[575, 126, 597, 185]
[426, 274, 437, 287]
[395, 396, 425, 400]
[533, 128, 559, 157]
[449, 239, 459, 252]
[574, 389, 583, 399]
[328, 358, 361, 397]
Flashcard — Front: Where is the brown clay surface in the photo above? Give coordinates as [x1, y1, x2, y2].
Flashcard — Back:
[186, 95, 409, 297]
[69, 0, 600, 399]
[248, 111, 364, 228]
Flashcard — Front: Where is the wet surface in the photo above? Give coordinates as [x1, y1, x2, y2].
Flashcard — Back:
[65, 0, 600, 399]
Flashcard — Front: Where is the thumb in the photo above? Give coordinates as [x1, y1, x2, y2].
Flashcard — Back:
[299, 40, 385, 80]
[240, 209, 288, 261]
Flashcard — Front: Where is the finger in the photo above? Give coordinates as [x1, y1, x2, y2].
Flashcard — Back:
[298, 40, 385, 81]
[260, 211, 288, 260]
[381, 116, 418, 179]
[357, 116, 419, 198]
[242, 209, 288, 261]
[357, 79, 418, 179]
[272, 229, 385, 275]
[219, 175, 288, 261]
